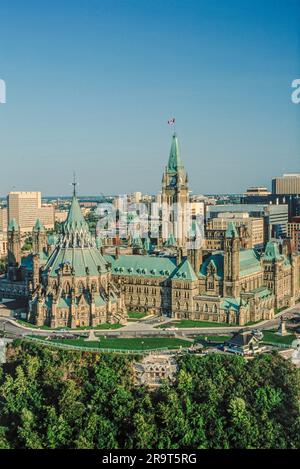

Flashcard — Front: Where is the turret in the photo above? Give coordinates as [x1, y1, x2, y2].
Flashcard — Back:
[7, 218, 21, 281]
[32, 218, 47, 255]
[143, 235, 151, 254]
[132, 233, 143, 255]
[187, 247, 202, 274]
[32, 253, 40, 290]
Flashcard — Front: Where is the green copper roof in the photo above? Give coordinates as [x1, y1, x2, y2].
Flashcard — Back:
[221, 298, 243, 312]
[21, 254, 33, 270]
[21, 250, 49, 271]
[58, 297, 71, 308]
[43, 188, 109, 278]
[8, 218, 19, 232]
[44, 246, 108, 278]
[133, 233, 143, 248]
[262, 241, 283, 261]
[239, 249, 261, 277]
[96, 236, 103, 249]
[167, 133, 183, 173]
[225, 221, 238, 238]
[59, 191, 96, 248]
[64, 194, 88, 233]
[248, 286, 272, 299]
[200, 253, 224, 278]
[143, 235, 151, 252]
[105, 254, 177, 278]
[165, 232, 176, 247]
[47, 233, 59, 246]
[33, 218, 45, 232]
[171, 258, 198, 281]
[200, 249, 261, 279]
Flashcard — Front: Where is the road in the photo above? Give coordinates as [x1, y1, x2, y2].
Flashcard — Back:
[1, 303, 299, 339]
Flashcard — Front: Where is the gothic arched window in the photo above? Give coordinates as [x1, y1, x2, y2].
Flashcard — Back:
[64, 282, 71, 295]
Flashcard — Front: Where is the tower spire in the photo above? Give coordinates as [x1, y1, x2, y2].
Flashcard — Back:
[167, 133, 183, 173]
[72, 172, 77, 197]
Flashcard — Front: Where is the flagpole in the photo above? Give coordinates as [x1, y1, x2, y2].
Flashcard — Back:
[168, 117, 176, 136]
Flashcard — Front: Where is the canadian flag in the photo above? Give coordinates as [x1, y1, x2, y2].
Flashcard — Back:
[167, 118, 175, 125]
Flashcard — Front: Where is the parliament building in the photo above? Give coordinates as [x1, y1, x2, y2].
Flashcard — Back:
[2, 134, 300, 327]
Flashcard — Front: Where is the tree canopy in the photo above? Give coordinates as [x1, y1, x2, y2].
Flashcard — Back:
[0, 341, 299, 449]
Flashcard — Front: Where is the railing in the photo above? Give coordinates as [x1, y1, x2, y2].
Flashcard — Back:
[23, 336, 170, 354]
[262, 341, 294, 349]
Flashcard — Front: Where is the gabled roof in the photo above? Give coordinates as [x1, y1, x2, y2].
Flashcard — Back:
[8, 218, 19, 232]
[166, 133, 183, 173]
[221, 297, 244, 312]
[262, 241, 283, 261]
[227, 330, 259, 347]
[199, 253, 224, 278]
[170, 258, 198, 281]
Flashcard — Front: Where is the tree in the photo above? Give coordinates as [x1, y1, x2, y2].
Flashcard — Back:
[0, 341, 300, 449]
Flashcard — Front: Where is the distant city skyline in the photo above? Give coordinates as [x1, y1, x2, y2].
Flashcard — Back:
[0, 0, 299, 196]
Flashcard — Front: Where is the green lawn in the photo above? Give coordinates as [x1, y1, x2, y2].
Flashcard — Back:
[15, 320, 51, 330]
[262, 330, 297, 345]
[245, 320, 263, 326]
[195, 335, 232, 344]
[127, 311, 148, 319]
[29, 336, 193, 351]
[15, 319, 123, 331]
[274, 306, 289, 315]
[158, 320, 234, 329]
[75, 323, 123, 330]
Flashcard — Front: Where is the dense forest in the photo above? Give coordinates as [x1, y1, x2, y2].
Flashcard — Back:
[0, 341, 300, 449]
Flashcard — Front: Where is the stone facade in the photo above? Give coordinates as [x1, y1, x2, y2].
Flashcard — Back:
[134, 353, 177, 387]
[106, 223, 300, 326]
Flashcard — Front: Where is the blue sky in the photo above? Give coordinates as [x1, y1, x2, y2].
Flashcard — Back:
[0, 0, 299, 196]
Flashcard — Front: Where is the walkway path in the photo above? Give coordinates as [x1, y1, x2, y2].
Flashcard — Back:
[1, 303, 299, 339]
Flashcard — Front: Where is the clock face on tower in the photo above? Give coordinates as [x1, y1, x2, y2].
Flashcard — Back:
[169, 175, 177, 187]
